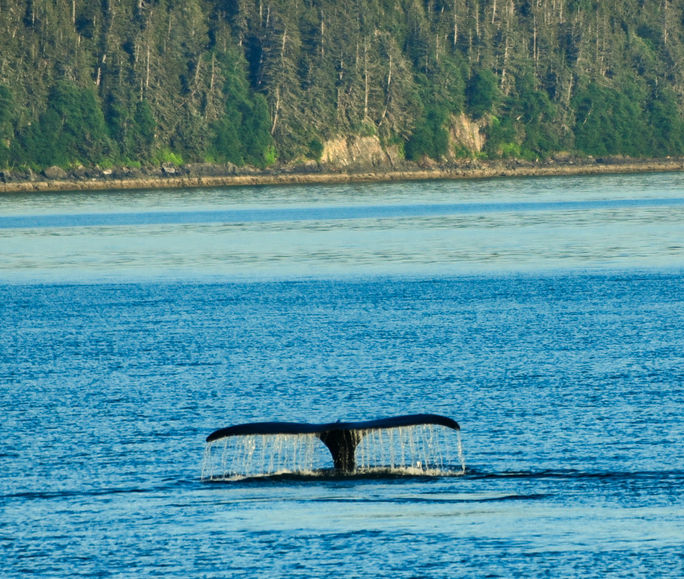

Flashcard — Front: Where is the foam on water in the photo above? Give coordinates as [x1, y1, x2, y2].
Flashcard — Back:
[201, 424, 466, 480]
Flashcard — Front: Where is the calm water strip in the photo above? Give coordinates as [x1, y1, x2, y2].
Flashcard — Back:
[1, 197, 682, 229]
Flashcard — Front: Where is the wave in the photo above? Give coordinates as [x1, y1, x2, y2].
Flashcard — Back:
[203, 465, 466, 483]
[464, 468, 684, 481]
[2, 479, 193, 501]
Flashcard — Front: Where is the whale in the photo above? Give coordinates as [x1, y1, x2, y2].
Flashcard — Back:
[206, 413, 460, 472]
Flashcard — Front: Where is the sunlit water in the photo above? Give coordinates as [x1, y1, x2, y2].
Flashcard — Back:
[1, 173, 683, 576]
[1, 172, 682, 281]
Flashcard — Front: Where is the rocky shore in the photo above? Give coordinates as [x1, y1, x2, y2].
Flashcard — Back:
[0, 156, 681, 194]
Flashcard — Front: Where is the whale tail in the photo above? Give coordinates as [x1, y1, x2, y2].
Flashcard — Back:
[206, 413, 460, 473]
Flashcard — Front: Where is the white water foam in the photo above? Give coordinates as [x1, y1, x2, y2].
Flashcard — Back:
[201, 425, 465, 480]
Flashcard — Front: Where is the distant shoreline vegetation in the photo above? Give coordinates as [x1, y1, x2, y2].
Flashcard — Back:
[0, 1, 682, 174]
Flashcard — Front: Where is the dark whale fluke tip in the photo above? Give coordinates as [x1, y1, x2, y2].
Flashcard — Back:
[206, 413, 460, 472]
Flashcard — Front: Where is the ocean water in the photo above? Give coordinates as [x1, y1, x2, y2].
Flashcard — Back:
[1, 173, 683, 576]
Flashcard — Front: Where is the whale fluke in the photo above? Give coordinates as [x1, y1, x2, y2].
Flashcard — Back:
[206, 413, 460, 472]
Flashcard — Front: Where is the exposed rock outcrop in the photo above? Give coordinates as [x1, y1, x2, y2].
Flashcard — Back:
[43, 166, 68, 180]
[320, 135, 397, 169]
[448, 113, 485, 155]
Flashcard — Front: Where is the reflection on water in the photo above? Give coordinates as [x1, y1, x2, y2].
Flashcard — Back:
[1, 172, 682, 281]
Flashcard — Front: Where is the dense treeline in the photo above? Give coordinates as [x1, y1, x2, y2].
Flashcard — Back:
[0, 0, 682, 170]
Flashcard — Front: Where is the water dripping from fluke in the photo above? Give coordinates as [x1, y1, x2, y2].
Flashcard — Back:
[201, 414, 465, 481]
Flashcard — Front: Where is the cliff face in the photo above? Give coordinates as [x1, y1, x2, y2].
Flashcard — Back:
[448, 114, 486, 155]
[0, 0, 682, 171]
[320, 117, 484, 169]
[320, 137, 398, 169]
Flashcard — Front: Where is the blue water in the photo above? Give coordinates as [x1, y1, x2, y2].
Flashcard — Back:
[1, 173, 683, 576]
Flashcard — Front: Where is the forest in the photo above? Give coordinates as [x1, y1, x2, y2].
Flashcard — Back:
[0, 0, 682, 172]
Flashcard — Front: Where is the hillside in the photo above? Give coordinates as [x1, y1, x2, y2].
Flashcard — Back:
[0, 0, 682, 173]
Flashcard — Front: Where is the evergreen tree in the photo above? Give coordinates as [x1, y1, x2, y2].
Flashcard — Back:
[0, 0, 680, 169]
[572, 80, 651, 157]
[405, 104, 449, 161]
[15, 81, 111, 167]
[466, 69, 500, 119]
[0, 85, 14, 167]
[209, 50, 274, 167]
[648, 86, 684, 156]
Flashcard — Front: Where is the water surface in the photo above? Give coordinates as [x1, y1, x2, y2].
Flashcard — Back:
[1, 172, 682, 281]
[1, 173, 682, 576]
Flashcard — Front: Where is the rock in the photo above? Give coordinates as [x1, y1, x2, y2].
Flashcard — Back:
[288, 159, 319, 173]
[70, 165, 89, 180]
[185, 163, 236, 177]
[551, 151, 574, 162]
[320, 135, 391, 169]
[109, 168, 126, 179]
[15, 167, 36, 181]
[127, 167, 144, 179]
[448, 113, 485, 154]
[385, 144, 404, 169]
[161, 163, 190, 176]
[596, 155, 628, 165]
[43, 165, 68, 179]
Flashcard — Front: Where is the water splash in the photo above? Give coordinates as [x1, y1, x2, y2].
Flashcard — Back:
[201, 424, 465, 480]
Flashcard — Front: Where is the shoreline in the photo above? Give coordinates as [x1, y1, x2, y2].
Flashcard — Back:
[0, 157, 682, 194]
